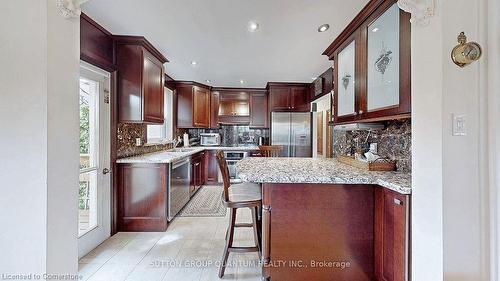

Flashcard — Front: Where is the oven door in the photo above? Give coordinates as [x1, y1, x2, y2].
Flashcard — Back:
[226, 159, 242, 183]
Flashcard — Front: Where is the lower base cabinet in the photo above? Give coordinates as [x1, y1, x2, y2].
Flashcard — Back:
[204, 151, 219, 184]
[191, 151, 205, 195]
[261, 183, 410, 281]
[374, 187, 410, 281]
[117, 163, 168, 232]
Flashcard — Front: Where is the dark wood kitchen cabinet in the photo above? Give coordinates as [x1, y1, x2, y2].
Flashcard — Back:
[204, 150, 219, 185]
[176, 82, 211, 128]
[80, 13, 114, 71]
[191, 151, 205, 195]
[117, 163, 168, 232]
[267, 82, 310, 112]
[249, 92, 268, 128]
[375, 187, 410, 281]
[115, 36, 168, 124]
[218, 91, 250, 116]
[323, 0, 411, 124]
[209, 91, 220, 128]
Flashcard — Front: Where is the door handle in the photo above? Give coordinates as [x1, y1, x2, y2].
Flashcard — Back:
[102, 168, 110, 175]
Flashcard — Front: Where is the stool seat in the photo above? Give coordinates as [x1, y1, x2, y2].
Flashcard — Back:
[227, 182, 262, 203]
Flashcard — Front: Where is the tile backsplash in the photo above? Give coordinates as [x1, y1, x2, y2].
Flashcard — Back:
[117, 123, 173, 158]
[117, 123, 269, 158]
[187, 125, 269, 146]
[332, 119, 411, 172]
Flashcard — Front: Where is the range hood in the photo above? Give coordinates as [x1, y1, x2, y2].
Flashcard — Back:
[333, 123, 385, 131]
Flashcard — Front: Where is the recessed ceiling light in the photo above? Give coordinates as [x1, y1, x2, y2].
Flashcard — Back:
[248, 21, 259, 32]
[239, 80, 245, 84]
[372, 27, 379, 32]
[205, 79, 211, 83]
[317, 24, 330, 32]
[311, 77, 317, 80]
[191, 61, 197, 66]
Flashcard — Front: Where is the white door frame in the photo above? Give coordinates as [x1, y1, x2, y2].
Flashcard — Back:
[485, 0, 500, 278]
[78, 61, 111, 258]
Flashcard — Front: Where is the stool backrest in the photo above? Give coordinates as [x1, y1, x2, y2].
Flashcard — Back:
[215, 150, 231, 202]
[258, 145, 283, 157]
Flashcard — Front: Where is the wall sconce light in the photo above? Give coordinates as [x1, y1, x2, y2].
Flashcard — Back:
[451, 32, 482, 68]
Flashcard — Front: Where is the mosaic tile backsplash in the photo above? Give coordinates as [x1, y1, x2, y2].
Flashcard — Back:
[117, 123, 269, 158]
[332, 119, 411, 172]
[187, 125, 270, 146]
[117, 123, 173, 158]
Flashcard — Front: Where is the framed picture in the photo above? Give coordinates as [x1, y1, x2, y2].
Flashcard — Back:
[367, 3, 400, 111]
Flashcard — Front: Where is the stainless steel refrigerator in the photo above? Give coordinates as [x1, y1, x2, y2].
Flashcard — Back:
[271, 112, 312, 157]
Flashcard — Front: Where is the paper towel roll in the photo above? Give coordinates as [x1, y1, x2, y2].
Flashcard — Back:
[183, 133, 189, 147]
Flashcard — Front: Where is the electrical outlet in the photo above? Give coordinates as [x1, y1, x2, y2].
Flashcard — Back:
[135, 137, 142, 146]
[452, 114, 467, 136]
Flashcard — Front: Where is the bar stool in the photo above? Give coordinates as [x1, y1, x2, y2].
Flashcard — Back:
[215, 150, 261, 278]
[258, 145, 283, 157]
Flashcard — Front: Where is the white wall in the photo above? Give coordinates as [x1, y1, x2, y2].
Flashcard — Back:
[0, 0, 79, 276]
[411, 0, 492, 280]
[0, 0, 49, 274]
[312, 93, 331, 158]
[411, 8, 444, 280]
[46, 0, 80, 274]
[440, 0, 484, 279]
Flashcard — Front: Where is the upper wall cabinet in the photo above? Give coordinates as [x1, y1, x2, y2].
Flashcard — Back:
[209, 91, 220, 129]
[176, 82, 210, 128]
[115, 36, 168, 124]
[249, 92, 268, 128]
[268, 83, 310, 112]
[324, 0, 411, 124]
[80, 13, 114, 71]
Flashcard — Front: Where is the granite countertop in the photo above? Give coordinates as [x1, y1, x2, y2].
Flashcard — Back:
[236, 157, 411, 195]
[116, 145, 259, 164]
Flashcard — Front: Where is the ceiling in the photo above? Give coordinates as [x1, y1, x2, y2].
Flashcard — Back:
[82, 0, 368, 88]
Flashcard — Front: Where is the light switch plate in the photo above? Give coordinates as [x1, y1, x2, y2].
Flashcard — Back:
[452, 114, 467, 136]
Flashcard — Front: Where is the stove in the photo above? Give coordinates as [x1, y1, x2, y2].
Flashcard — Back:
[219, 151, 249, 183]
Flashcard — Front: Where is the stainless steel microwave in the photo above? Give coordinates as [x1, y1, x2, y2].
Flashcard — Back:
[200, 133, 221, 146]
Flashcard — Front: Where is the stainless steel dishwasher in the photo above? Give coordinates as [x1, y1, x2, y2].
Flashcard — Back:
[167, 157, 191, 221]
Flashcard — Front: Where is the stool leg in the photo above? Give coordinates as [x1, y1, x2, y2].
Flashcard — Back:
[251, 206, 262, 259]
[219, 208, 236, 278]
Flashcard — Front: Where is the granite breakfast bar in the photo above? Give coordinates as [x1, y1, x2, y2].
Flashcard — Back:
[236, 157, 411, 281]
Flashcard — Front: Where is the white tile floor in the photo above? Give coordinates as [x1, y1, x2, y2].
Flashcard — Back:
[79, 208, 261, 281]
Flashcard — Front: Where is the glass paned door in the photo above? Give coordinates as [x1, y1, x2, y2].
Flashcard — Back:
[78, 62, 111, 258]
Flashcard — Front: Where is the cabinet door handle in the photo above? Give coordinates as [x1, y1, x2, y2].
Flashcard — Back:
[394, 198, 403, 205]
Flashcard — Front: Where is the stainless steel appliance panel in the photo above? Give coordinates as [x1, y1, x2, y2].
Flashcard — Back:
[271, 112, 291, 157]
[200, 133, 221, 146]
[271, 112, 311, 157]
[291, 112, 312, 157]
[168, 158, 191, 221]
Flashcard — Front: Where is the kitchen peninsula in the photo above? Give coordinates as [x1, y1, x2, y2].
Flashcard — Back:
[237, 157, 411, 281]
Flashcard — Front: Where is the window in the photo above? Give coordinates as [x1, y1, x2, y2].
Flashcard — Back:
[147, 87, 173, 143]
[79, 76, 99, 236]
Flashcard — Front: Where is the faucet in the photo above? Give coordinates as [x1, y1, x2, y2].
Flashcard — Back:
[172, 136, 181, 149]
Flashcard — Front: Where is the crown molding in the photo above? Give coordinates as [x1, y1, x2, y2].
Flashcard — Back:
[57, 0, 89, 18]
[398, 0, 436, 27]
